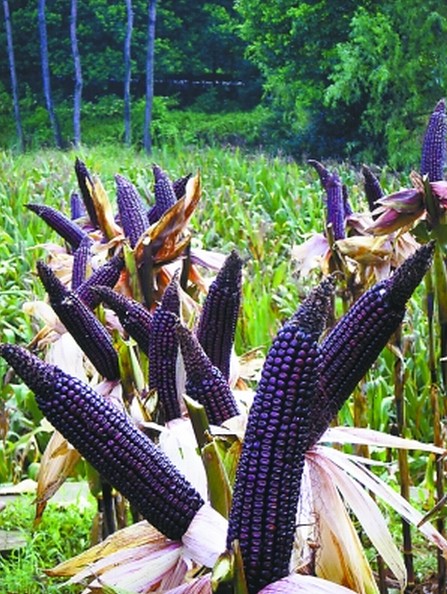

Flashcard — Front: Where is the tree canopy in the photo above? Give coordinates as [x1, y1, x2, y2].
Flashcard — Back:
[1, 0, 447, 165]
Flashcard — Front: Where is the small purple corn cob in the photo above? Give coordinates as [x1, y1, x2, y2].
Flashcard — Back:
[37, 261, 120, 380]
[421, 98, 447, 182]
[308, 159, 331, 189]
[70, 191, 86, 220]
[71, 235, 92, 291]
[75, 253, 124, 309]
[148, 165, 177, 224]
[0, 344, 204, 541]
[326, 173, 346, 241]
[196, 251, 243, 380]
[74, 158, 99, 228]
[93, 286, 153, 353]
[226, 277, 334, 594]
[311, 242, 435, 446]
[177, 324, 240, 425]
[362, 164, 384, 216]
[342, 184, 353, 217]
[148, 277, 182, 421]
[26, 203, 88, 250]
[115, 174, 150, 248]
[173, 173, 192, 199]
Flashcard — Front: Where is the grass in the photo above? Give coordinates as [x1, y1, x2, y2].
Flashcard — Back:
[0, 494, 96, 593]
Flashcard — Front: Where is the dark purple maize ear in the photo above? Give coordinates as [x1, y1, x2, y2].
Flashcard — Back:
[93, 286, 153, 353]
[115, 174, 150, 248]
[178, 323, 240, 426]
[70, 191, 85, 221]
[196, 250, 243, 380]
[362, 165, 384, 217]
[37, 261, 120, 381]
[173, 173, 192, 199]
[26, 203, 88, 250]
[0, 344, 204, 541]
[74, 158, 99, 228]
[148, 277, 182, 421]
[71, 236, 93, 291]
[308, 159, 331, 190]
[310, 241, 435, 447]
[75, 253, 124, 309]
[421, 98, 446, 182]
[325, 173, 345, 240]
[226, 276, 334, 594]
[148, 165, 177, 224]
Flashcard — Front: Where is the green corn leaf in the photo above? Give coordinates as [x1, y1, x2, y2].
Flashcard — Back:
[123, 243, 143, 303]
[184, 394, 210, 449]
[202, 439, 232, 519]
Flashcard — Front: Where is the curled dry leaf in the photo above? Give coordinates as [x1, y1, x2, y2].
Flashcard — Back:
[34, 431, 81, 525]
[85, 176, 122, 240]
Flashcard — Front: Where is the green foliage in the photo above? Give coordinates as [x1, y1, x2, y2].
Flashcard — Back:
[234, 0, 447, 164]
[326, 3, 447, 167]
[235, 0, 362, 158]
[0, 93, 271, 152]
[0, 1, 258, 108]
[0, 495, 95, 593]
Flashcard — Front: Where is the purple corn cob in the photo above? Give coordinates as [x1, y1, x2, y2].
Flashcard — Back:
[326, 173, 346, 240]
[70, 191, 86, 220]
[148, 277, 182, 421]
[93, 286, 153, 353]
[0, 344, 204, 541]
[342, 184, 353, 217]
[196, 251, 243, 380]
[71, 235, 92, 291]
[362, 164, 384, 216]
[421, 98, 447, 182]
[226, 277, 334, 594]
[26, 203, 88, 250]
[37, 261, 119, 380]
[74, 158, 99, 228]
[173, 173, 192, 199]
[115, 174, 150, 248]
[308, 161, 346, 240]
[148, 165, 177, 225]
[75, 253, 124, 309]
[177, 324, 240, 425]
[310, 242, 435, 446]
[308, 159, 331, 189]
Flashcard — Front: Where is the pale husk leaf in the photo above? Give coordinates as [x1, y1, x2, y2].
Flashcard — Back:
[320, 446, 447, 555]
[308, 450, 406, 588]
[46, 521, 167, 577]
[181, 502, 227, 568]
[321, 426, 446, 455]
[306, 455, 379, 593]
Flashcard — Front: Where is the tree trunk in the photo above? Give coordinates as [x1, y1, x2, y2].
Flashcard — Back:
[124, 0, 133, 146]
[70, 0, 82, 147]
[143, 0, 156, 154]
[3, 0, 24, 151]
[38, 0, 63, 148]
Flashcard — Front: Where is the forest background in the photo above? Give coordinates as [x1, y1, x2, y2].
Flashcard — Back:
[2, 0, 447, 168]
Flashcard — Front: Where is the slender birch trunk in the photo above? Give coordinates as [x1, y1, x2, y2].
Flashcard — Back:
[124, 0, 133, 146]
[143, 0, 156, 154]
[70, 0, 82, 147]
[37, 0, 62, 148]
[3, 0, 24, 151]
